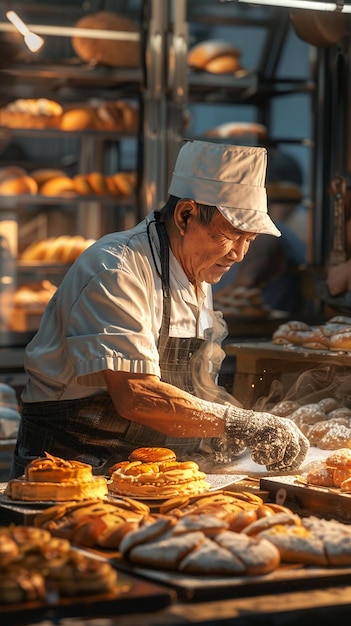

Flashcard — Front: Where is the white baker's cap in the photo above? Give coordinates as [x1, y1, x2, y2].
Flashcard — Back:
[168, 140, 281, 237]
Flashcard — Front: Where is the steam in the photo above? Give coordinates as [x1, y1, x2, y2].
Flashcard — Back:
[254, 364, 351, 411]
[189, 309, 242, 408]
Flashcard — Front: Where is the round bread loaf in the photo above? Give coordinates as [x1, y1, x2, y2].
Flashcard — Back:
[112, 171, 136, 196]
[87, 171, 109, 195]
[40, 176, 76, 196]
[60, 107, 97, 131]
[0, 173, 37, 195]
[129, 447, 177, 463]
[72, 11, 140, 68]
[31, 168, 67, 188]
[205, 54, 242, 74]
[72, 174, 93, 195]
[187, 40, 240, 70]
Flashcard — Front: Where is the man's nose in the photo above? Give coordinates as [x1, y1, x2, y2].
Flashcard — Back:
[228, 239, 248, 262]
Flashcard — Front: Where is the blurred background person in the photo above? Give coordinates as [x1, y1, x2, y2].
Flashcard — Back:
[213, 148, 308, 315]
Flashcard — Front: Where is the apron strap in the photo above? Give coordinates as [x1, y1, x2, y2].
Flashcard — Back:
[154, 215, 172, 344]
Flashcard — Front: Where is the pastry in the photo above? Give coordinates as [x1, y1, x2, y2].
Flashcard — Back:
[128, 447, 177, 463]
[5, 452, 108, 502]
[0, 525, 118, 602]
[108, 458, 211, 499]
[5, 475, 108, 502]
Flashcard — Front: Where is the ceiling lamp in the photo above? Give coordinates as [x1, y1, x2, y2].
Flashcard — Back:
[6, 10, 44, 52]
[232, 0, 351, 12]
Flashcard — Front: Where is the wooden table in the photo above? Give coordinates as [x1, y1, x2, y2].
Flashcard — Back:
[224, 340, 351, 408]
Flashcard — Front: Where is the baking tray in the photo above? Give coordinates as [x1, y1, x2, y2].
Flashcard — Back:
[0, 475, 248, 523]
[0, 570, 174, 623]
[108, 554, 351, 602]
[260, 475, 351, 524]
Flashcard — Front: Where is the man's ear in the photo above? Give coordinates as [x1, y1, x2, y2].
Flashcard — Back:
[173, 199, 198, 235]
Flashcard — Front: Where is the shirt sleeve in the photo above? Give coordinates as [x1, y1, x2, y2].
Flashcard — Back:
[65, 249, 162, 385]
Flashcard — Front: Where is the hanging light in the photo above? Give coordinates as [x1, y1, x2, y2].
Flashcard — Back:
[6, 10, 44, 52]
[232, 0, 351, 12]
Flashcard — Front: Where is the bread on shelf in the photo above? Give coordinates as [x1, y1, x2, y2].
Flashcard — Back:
[0, 167, 38, 195]
[72, 11, 140, 68]
[187, 39, 242, 74]
[20, 235, 95, 264]
[0, 98, 63, 129]
[0, 98, 138, 133]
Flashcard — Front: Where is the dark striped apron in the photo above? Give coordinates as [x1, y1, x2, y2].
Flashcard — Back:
[11, 215, 219, 477]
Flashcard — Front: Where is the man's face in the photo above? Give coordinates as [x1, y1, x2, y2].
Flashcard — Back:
[177, 205, 257, 284]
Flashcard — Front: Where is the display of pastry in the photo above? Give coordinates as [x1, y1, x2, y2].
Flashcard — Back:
[269, 397, 351, 450]
[272, 316, 351, 351]
[0, 525, 118, 603]
[5, 452, 108, 502]
[107, 447, 211, 499]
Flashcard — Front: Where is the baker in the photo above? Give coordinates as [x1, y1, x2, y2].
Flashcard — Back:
[10, 140, 309, 478]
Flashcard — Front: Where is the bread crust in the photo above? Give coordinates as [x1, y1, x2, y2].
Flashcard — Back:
[129, 447, 177, 463]
[72, 11, 140, 68]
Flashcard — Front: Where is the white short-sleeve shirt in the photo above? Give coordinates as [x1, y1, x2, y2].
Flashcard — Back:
[22, 212, 214, 402]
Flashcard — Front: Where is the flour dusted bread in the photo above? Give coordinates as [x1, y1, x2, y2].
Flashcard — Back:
[72, 11, 140, 68]
[272, 315, 351, 351]
[5, 452, 108, 502]
[305, 448, 351, 491]
[119, 513, 281, 576]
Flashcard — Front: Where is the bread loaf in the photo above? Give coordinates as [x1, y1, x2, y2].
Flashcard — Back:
[0, 98, 138, 132]
[187, 39, 242, 74]
[20, 235, 95, 263]
[60, 106, 96, 131]
[31, 168, 68, 188]
[40, 176, 76, 196]
[72, 11, 140, 68]
[206, 121, 267, 140]
[0, 98, 63, 129]
[0, 173, 37, 195]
